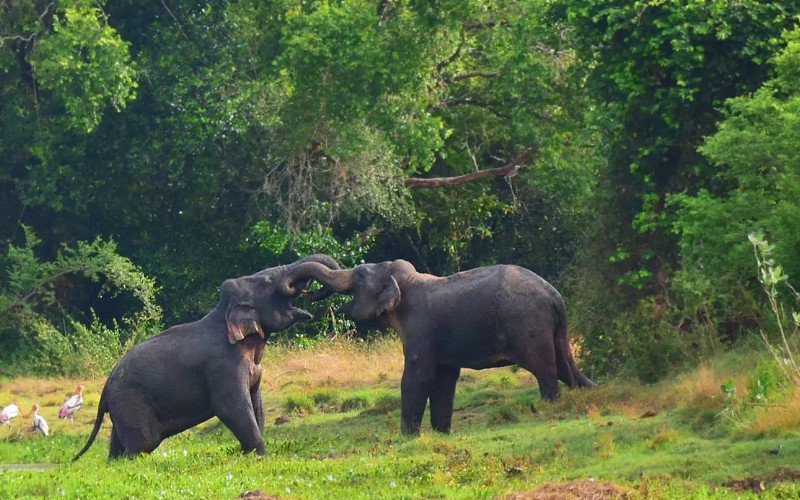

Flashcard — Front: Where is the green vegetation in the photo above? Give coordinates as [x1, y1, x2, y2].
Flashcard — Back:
[2, 0, 800, 380]
[0, 227, 161, 376]
[2, 1, 800, 495]
[2, 340, 800, 498]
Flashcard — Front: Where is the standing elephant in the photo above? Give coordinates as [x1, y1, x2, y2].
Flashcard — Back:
[302, 259, 595, 435]
[72, 254, 340, 460]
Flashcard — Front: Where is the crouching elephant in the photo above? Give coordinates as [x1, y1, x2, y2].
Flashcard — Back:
[301, 259, 595, 435]
[72, 254, 340, 460]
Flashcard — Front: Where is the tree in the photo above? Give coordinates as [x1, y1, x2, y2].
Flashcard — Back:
[552, 0, 800, 295]
[669, 26, 800, 340]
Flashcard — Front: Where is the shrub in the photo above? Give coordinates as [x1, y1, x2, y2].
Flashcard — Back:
[363, 394, 401, 415]
[581, 300, 687, 383]
[0, 227, 162, 376]
[489, 404, 519, 424]
[340, 395, 369, 412]
[284, 395, 314, 414]
[311, 390, 340, 412]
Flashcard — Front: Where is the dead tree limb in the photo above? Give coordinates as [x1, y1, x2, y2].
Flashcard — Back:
[405, 147, 537, 189]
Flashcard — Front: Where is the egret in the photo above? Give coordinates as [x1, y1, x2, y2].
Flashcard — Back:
[1, 402, 20, 425]
[59, 384, 84, 420]
[31, 404, 49, 436]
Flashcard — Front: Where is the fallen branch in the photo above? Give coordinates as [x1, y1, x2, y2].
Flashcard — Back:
[405, 147, 537, 188]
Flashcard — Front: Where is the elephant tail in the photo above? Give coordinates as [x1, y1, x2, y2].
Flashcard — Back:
[553, 299, 596, 389]
[71, 384, 108, 462]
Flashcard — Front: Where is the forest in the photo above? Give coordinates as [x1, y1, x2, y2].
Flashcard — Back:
[0, 0, 800, 500]
[1, 1, 800, 497]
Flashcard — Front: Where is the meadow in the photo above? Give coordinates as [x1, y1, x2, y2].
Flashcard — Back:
[1, 336, 799, 499]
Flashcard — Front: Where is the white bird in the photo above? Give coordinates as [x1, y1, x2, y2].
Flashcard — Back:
[1, 402, 20, 425]
[31, 404, 49, 436]
[59, 384, 84, 420]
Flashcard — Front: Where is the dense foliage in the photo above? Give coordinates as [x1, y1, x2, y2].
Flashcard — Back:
[1, 0, 799, 377]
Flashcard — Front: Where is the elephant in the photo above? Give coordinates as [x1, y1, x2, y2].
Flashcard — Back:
[301, 259, 595, 435]
[72, 254, 340, 460]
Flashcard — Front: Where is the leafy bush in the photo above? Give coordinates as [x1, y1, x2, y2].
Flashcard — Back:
[0, 227, 162, 376]
[581, 300, 687, 383]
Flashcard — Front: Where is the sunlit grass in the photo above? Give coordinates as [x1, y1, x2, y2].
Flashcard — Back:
[1, 338, 799, 498]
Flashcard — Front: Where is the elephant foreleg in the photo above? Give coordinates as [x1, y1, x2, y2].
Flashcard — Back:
[251, 385, 265, 434]
[429, 365, 460, 433]
[212, 389, 266, 455]
[400, 356, 435, 436]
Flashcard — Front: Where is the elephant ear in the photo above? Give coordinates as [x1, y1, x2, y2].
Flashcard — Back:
[376, 276, 401, 316]
[225, 303, 265, 345]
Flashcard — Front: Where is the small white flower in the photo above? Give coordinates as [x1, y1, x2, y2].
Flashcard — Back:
[389, 481, 396, 488]
[59, 489, 65, 496]
[161, 451, 167, 457]
[182, 449, 187, 456]
[327, 474, 334, 481]
[227, 472, 233, 481]
[285, 487, 292, 494]
[160, 491, 166, 496]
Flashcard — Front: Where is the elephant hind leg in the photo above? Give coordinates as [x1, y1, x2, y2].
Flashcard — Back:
[109, 426, 124, 459]
[512, 342, 561, 401]
[529, 365, 561, 401]
[110, 404, 163, 458]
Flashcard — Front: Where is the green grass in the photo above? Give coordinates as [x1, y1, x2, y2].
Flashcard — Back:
[1, 342, 800, 499]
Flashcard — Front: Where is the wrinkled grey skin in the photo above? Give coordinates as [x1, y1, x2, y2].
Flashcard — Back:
[305, 259, 595, 435]
[72, 255, 340, 461]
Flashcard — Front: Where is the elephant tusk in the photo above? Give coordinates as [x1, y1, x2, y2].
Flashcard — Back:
[252, 321, 265, 339]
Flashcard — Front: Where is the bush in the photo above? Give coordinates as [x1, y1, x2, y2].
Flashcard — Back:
[363, 394, 401, 415]
[311, 390, 340, 412]
[581, 299, 687, 383]
[284, 395, 314, 414]
[340, 395, 369, 412]
[0, 227, 162, 376]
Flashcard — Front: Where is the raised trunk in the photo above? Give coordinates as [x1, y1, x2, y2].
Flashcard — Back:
[266, 254, 341, 297]
[279, 262, 355, 297]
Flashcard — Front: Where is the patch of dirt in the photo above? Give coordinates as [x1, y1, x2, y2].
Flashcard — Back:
[238, 490, 280, 500]
[723, 468, 800, 493]
[498, 479, 632, 499]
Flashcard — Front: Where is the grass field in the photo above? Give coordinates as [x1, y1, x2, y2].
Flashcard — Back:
[1, 336, 800, 499]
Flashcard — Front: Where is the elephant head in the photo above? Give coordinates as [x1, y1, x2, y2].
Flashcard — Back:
[282, 260, 404, 323]
[220, 254, 341, 344]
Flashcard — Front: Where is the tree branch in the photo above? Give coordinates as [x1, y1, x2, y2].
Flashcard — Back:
[405, 147, 537, 189]
[442, 71, 498, 84]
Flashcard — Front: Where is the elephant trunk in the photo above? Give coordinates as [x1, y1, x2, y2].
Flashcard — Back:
[279, 262, 355, 297]
[292, 253, 341, 271]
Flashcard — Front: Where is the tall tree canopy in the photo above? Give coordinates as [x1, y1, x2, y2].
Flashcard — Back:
[2, 0, 799, 377]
